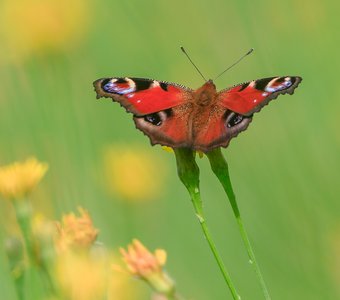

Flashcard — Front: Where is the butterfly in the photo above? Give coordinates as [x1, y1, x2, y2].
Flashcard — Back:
[93, 75, 302, 152]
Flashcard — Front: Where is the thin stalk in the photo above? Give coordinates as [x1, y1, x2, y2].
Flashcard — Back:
[190, 189, 239, 300]
[174, 148, 240, 300]
[207, 148, 271, 300]
[13, 198, 56, 297]
[13, 199, 35, 262]
[14, 273, 25, 300]
[4, 237, 25, 300]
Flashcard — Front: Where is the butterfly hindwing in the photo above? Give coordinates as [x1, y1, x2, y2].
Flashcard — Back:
[93, 77, 192, 116]
[218, 76, 302, 116]
[193, 109, 253, 152]
[133, 103, 193, 148]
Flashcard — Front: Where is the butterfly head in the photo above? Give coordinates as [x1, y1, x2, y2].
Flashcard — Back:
[202, 79, 216, 89]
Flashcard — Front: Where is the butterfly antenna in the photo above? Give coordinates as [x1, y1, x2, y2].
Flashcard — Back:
[214, 48, 254, 81]
[180, 46, 207, 82]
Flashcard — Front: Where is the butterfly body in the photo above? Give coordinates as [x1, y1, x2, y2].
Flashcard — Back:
[94, 76, 302, 152]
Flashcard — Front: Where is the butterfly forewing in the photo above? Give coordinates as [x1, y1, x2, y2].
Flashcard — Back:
[93, 77, 192, 116]
[217, 76, 302, 116]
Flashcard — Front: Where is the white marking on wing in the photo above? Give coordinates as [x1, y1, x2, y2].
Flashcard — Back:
[151, 81, 160, 88]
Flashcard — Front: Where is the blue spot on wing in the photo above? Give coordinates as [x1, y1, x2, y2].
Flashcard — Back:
[102, 79, 135, 95]
[265, 78, 292, 93]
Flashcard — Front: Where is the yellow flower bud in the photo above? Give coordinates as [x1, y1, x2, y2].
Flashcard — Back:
[55, 207, 98, 253]
[120, 239, 175, 296]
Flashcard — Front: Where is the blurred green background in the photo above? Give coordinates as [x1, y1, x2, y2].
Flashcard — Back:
[0, 0, 339, 299]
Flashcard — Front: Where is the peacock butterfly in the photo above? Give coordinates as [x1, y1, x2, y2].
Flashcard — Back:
[93, 75, 302, 152]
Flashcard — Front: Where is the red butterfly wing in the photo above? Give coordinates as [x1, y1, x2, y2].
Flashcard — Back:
[193, 109, 252, 152]
[93, 77, 192, 116]
[218, 76, 302, 116]
[133, 103, 193, 148]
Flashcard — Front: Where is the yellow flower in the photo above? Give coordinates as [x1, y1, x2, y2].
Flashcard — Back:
[120, 239, 175, 296]
[55, 207, 98, 253]
[0, 157, 48, 199]
[56, 251, 143, 300]
[55, 251, 107, 300]
[103, 145, 167, 201]
[0, 0, 89, 62]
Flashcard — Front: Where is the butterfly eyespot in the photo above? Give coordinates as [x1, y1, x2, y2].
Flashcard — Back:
[102, 78, 136, 94]
[227, 113, 244, 128]
[264, 77, 293, 93]
[144, 113, 162, 126]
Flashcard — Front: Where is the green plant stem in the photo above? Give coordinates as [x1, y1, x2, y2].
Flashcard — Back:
[13, 198, 56, 297]
[4, 237, 25, 300]
[207, 148, 271, 300]
[13, 199, 35, 262]
[174, 148, 240, 300]
[14, 272, 25, 300]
